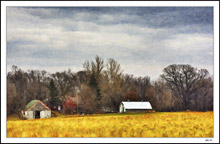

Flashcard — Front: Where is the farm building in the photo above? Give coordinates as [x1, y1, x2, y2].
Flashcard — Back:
[63, 96, 82, 114]
[51, 105, 63, 112]
[119, 101, 152, 113]
[23, 100, 51, 119]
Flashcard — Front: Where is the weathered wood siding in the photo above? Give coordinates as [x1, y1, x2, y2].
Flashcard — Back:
[24, 111, 34, 119]
[24, 110, 51, 119]
[40, 110, 51, 118]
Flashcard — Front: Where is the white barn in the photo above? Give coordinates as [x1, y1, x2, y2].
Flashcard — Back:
[22, 100, 51, 119]
[119, 101, 152, 113]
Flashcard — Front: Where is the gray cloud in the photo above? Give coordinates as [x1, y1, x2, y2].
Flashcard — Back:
[6, 7, 214, 80]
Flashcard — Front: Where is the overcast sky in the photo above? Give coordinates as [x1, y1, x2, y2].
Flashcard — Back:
[6, 7, 213, 80]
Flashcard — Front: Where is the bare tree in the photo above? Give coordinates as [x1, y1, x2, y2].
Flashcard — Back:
[153, 80, 175, 111]
[106, 58, 122, 82]
[190, 77, 213, 111]
[52, 70, 78, 103]
[99, 58, 124, 110]
[83, 55, 104, 80]
[133, 76, 151, 100]
[160, 64, 210, 110]
[7, 80, 18, 115]
[83, 55, 104, 101]
[80, 84, 99, 114]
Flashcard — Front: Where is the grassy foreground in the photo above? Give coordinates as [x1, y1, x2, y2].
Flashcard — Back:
[7, 111, 213, 137]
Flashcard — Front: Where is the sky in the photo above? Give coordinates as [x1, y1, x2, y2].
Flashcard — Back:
[6, 7, 214, 80]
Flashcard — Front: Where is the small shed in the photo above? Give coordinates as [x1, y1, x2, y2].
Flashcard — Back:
[23, 100, 51, 119]
[119, 101, 152, 113]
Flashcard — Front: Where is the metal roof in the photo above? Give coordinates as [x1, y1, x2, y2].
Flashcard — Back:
[25, 100, 39, 110]
[121, 101, 152, 109]
[25, 100, 50, 111]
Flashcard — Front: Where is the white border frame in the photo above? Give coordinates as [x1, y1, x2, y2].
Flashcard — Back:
[1, 1, 219, 143]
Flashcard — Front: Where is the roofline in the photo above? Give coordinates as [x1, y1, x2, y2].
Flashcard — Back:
[120, 101, 152, 109]
[38, 100, 50, 110]
[26, 100, 50, 111]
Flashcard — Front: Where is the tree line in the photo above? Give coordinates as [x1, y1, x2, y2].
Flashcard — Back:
[7, 56, 213, 115]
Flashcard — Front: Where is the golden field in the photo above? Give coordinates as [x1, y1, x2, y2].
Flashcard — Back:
[7, 111, 213, 137]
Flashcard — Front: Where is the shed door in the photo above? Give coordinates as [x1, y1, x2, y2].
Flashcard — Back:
[40, 111, 44, 118]
[35, 110, 40, 118]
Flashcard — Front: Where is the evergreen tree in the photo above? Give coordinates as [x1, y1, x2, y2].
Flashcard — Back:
[49, 79, 61, 107]
[89, 73, 101, 101]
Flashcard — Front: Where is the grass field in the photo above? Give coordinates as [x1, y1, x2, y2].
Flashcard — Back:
[7, 111, 213, 137]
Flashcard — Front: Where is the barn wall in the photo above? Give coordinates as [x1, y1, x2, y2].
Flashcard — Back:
[25, 111, 34, 119]
[29, 111, 34, 119]
[40, 110, 51, 118]
[119, 104, 125, 113]
[125, 109, 152, 113]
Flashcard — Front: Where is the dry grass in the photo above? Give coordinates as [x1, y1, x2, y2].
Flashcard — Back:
[7, 111, 213, 137]
[7, 114, 20, 121]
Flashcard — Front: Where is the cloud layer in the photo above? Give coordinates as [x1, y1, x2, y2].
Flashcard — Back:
[7, 7, 213, 80]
